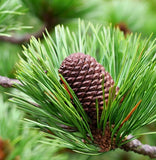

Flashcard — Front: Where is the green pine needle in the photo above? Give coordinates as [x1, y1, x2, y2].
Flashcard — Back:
[0, 95, 68, 160]
[0, 0, 28, 35]
[12, 20, 156, 153]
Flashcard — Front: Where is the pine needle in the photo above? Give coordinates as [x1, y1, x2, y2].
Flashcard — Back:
[120, 100, 142, 127]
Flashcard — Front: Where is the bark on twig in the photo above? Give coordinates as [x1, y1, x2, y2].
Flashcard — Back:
[0, 76, 21, 88]
[121, 135, 156, 159]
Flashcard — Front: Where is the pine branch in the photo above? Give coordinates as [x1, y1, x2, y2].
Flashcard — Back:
[1, 74, 155, 158]
[121, 135, 156, 159]
[0, 24, 47, 44]
[10, 21, 156, 156]
[2, 75, 155, 158]
[3, 76, 155, 158]
[0, 75, 21, 88]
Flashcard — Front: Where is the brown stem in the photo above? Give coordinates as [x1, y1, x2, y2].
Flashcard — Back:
[0, 24, 47, 44]
[121, 135, 156, 159]
[0, 76, 21, 88]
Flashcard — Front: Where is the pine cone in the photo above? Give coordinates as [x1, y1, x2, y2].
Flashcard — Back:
[59, 53, 118, 123]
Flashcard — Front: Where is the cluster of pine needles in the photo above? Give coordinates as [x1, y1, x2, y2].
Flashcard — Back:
[10, 20, 156, 154]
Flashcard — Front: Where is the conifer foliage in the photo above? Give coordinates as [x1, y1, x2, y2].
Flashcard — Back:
[0, 95, 66, 160]
[11, 21, 156, 154]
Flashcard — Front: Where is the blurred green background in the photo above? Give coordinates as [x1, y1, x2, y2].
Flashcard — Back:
[0, 0, 155, 160]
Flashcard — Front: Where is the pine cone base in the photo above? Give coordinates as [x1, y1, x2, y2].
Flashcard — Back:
[91, 123, 116, 152]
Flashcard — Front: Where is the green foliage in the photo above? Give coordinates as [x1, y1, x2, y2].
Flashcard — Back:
[0, 95, 68, 160]
[0, 0, 155, 159]
[0, 0, 29, 36]
[11, 20, 156, 154]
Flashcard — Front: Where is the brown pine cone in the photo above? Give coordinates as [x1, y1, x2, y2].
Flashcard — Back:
[59, 53, 118, 123]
